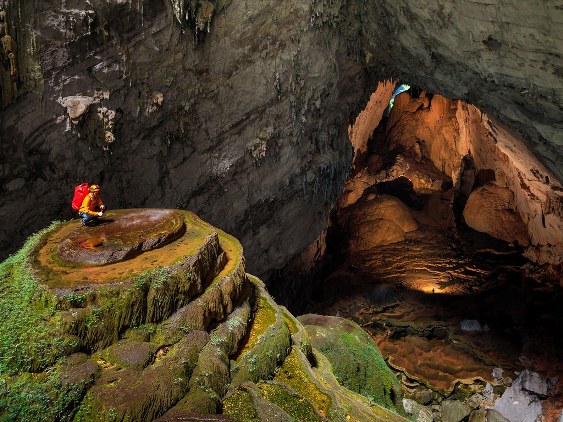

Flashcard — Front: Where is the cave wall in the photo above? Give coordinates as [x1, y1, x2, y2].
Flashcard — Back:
[0, 0, 362, 272]
[1, 0, 561, 274]
[385, 92, 563, 264]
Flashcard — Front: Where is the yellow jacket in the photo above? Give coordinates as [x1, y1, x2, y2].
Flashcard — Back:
[79, 194, 104, 216]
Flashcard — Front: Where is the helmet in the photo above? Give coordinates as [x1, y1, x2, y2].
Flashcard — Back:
[89, 184, 101, 192]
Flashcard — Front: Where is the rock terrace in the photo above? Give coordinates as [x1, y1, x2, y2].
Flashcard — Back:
[56, 209, 186, 265]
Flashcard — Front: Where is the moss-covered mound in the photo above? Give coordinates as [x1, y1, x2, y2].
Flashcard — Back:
[0, 210, 407, 421]
[298, 314, 404, 414]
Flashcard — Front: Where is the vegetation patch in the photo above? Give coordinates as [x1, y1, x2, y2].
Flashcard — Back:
[257, 381, 323, 422]
[299, 314, 404, 414]
[223, 388, 259, 422]
[273, 348, 332, 417]
[0, 222, 78, 374]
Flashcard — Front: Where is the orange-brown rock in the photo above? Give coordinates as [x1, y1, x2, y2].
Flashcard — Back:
[341, 195, 418, 252]
[382, 92, 563, 264]
[379, 335, 496, 395]
[463, 184, 529, 246]
[348, 81, 395, 168]
[57, 209, 186, 265]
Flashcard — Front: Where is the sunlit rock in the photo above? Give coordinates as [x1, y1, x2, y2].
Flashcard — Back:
[341, 195, 418, 251]
[463, 184, 529, 246]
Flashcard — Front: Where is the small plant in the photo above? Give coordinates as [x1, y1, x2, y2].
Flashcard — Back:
[107, 407, 118, 421]
[64, 293, 85, 307]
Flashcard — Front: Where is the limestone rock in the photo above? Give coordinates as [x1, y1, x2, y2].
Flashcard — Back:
[57, 209, 186, 265]
[0, 212, 409, 421]
[492, 368, 504, 382]
[441, 400, 471, 422]
[298, 314, 404, 413]
[492, 374, 543, 422]
[486, 409, 510, 422]
[402, 398, 433, 422]
[518, 370, 556, 397]
[342, 195, 419, 251]
[469, 409, 486, 422]
[59, 96, 95, 121]
[463, 184, 530, 246]
[460, 320, 482, 332]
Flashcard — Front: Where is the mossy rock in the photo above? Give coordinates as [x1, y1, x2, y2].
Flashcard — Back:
[75, 332, 209, 421]
[257, 380, 326, 422]
[223, 383, 294, 422]
[230, 276, 292, 387]
[273, 347, 334, 419]
[96, 339, 158, 370]
[35, 211, 228, 354]
[299, 314, 404, 414]
[176, 301, 252, 413]
[0, 211, 408, 421]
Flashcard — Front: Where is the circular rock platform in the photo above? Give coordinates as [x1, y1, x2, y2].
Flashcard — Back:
[57, 209, 186, 265]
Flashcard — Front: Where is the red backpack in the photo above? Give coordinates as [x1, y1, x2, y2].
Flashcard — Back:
[72, 183, 90, 210]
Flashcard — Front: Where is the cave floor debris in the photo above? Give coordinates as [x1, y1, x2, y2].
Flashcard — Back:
[307, 226, 563, 420]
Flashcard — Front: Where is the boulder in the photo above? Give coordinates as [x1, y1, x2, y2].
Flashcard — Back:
[441, 400, 471, 422]
[518, 370, 559, 397]
[402, 398, 433, 422]
[342, 195, 418, 251]
[463, 184, 529, 246]
[469, 409, 486, 422]
[486, 409, 510, 422]
[460, 320, 482, 332]
[492, 374, 543, 422]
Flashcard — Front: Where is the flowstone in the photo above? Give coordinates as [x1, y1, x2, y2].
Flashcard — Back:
[57, 209, 186, 265]
[0, 209, 408, 421]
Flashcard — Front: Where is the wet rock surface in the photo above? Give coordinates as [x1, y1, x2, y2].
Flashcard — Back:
[57, 209, 186, 265]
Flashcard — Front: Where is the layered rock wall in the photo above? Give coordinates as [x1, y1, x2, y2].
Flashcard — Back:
[385, 93, 563, 264]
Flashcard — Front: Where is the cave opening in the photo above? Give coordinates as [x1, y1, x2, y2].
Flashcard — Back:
[269, 82, 563, 417]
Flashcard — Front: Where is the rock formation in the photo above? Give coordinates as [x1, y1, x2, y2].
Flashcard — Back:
[0, 210, 407, 421]
[334, 90, 563, 266]
[0, 0, 561, 278]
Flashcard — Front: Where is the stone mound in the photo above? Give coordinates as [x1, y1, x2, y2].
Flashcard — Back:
[463, 184, 529, 246]
[0, 210, 408, 421]
[57, 209, 186, 265]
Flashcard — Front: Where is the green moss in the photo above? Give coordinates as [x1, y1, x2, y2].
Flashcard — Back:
[179, 385, 221, 415]
[237, 295, 276, 358]
[231, 282, 291, 387]
[257, 381, 323, 422]
[223, 388, 260, 422]
[274, 348, 332, 417]
[0, 222, 78, 374]
[282, 309, 298, 334]
[0, 364, 89, 421]
[300, 315, 404, 414]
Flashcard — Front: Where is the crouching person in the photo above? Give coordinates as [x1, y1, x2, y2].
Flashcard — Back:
[79, 184, 106, 226]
